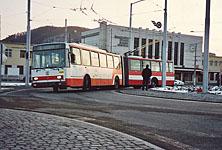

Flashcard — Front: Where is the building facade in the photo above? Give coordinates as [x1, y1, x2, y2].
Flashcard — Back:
[207, 53, 222, 85]
[0, 43, 32, 81]
[81, 22, 203, 84]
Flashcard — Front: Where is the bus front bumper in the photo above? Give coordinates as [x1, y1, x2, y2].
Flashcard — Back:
[32, 81, 66, 88]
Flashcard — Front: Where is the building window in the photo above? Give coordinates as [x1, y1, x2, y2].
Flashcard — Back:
[20, 50, 26, 58]
[210, 72, 214, 80]
[148, 39, 153, 58]
[5, 65, 12, 75]
[214, 61, 218, 66]
[17, 66, 24, 75]
[168, 41, 172, 60]
[141, 38, 146, 58]
[134, 38, 139, 56]
[209, 61, 213, 66]
[155, 40, 160, 59]
[174, 42, 178, 65]
[180, 43, 184, 65]
[5, 49, 12, 57]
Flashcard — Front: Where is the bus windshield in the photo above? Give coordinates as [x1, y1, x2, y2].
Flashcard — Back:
[32, 49, 66, 69]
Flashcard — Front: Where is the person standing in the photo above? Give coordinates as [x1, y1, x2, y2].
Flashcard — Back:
[142, 64, 152, 90]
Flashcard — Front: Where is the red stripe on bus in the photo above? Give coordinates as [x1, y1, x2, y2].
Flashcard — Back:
[66, 78, 123, 87]
[129, 71, 174, 76]
[34, 76, 62, 81]
[66, 78, 83, 87]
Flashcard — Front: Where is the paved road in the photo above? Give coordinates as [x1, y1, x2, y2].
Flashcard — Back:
[0, 108, 161, 150]
[1, 87, 222, 149]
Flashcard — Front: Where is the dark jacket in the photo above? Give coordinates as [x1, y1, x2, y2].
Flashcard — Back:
[142, 67, 152, 80]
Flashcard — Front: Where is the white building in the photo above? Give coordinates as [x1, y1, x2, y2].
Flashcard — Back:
[81, 22, 203, 83]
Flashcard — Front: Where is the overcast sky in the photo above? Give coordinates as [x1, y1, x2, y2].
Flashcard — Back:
[0, 0, 221, 56]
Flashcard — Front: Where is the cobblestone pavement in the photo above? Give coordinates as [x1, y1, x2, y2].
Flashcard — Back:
[0, 109, 163, 150]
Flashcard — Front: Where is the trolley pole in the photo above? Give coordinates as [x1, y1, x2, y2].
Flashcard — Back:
[162, 0, 168, 88]
[203, 0, 211, 93]
[25, 0, 31, 86]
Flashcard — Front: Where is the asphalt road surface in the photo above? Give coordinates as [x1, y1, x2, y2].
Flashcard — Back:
[1, 87, 222, 150]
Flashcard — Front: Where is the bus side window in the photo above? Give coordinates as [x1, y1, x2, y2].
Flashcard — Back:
[71, 48, 81, 64]
[114, 56, 120, 69]
[151, 61, 161, 72]
[99, 53, 107, 67]
[81, 49, 91, 66]
[91, 52, 99, 67]
[107, 55, 114, 68]
[168, 62, 173, 72]
[142, 60, 151, 70]
[130, 60, 140, 71]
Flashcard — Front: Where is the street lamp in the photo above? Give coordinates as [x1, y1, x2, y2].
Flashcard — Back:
[129, 0, 146, 52]
[190, 43, 198, 87]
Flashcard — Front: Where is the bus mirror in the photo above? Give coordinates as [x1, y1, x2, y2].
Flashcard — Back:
[71, 54, 76, 64]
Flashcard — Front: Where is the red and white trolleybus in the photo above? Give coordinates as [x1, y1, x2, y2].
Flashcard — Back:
[124, 56, 174, 88]
[31, 42, 122, 92]
[31, 42, 174, 91]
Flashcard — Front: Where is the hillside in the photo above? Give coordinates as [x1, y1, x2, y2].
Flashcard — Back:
[1, 26, 89, 44]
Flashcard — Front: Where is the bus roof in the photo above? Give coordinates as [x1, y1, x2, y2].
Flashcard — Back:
[127, 56, 173, 63]
[33, 42, 120, 57]
[69, 43, 120, 56]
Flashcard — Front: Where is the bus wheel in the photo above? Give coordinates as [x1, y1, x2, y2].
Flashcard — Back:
[114, 77, 120, 89]
[151, 78, 158, 88]
[53, 86, 59, 93]
[83, 76, 91, 91]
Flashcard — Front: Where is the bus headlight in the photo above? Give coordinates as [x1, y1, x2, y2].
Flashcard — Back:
[57, 76, 62, 80]
[33, 77, 38, 81]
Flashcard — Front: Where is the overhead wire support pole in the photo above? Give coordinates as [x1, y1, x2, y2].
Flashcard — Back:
[0, 44, 2, 90]
[65, 18, 68, 43]
[203, 0, 211, 93]
[25, 0, 31, 87]
[193, 43, 197, 87]
[0, 15, 1, 90]
[162, 0, 167, 88]
[129, 0, 145, 52]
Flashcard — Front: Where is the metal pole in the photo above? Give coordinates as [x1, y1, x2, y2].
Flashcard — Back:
[193, 43, 197, 87]
[203, 0, 211, 93]
[65, 18, 68, 43]
[0, 15, 2, 90]
[0, 43, 2, 90]
[0, 15, 1, 41]
[25, 0, 31, 86]
[110, 28, 112, 52]
[162, 0, 167, 88]
[129, 3, 133, 52]
[128, 0, 145, 53]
